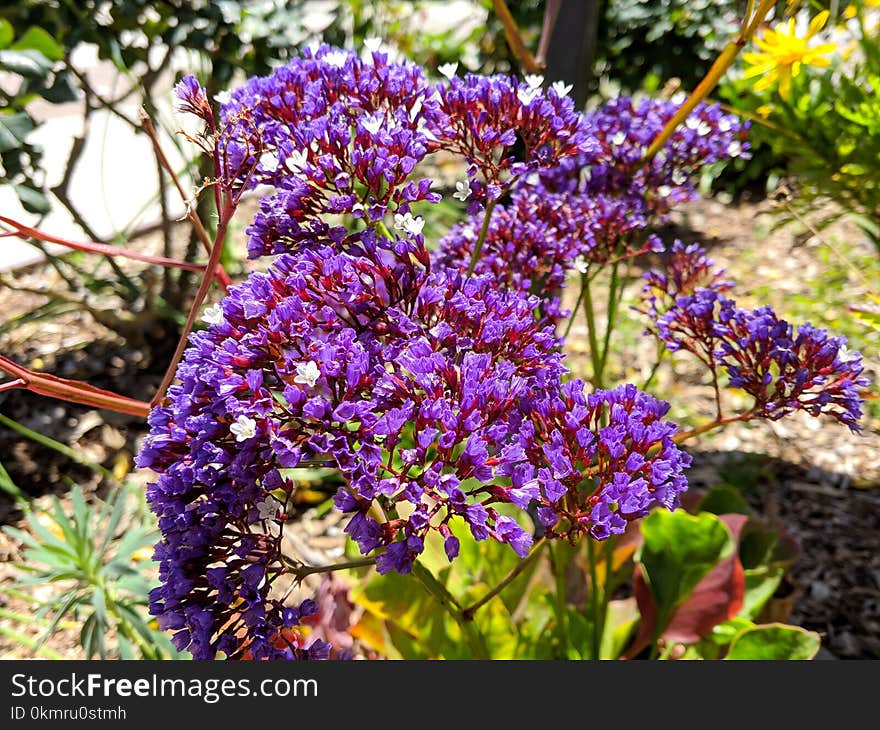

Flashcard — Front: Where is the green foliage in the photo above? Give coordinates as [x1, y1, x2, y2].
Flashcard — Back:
[636, 510, 735, 634]
[351, 493, 816, 659]
[600, 0, 746, 92]
[724, 623, 821, 659]
[720, 2, 880, 250]
[1, 485, 184, 660]
[0, 19, 76, 215]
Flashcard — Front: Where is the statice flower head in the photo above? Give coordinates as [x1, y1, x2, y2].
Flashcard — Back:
[138, 224, 573, 654]
[217, 45, 444, 257]
[174, 74, 213, 123]
[430, 72, 594, 211]
[718, 308, 868, 431]
[521, 382, 691, 540]
[640, 240, 736, 319]
[434, 187, 662, 311]
[541, 97, 748, 215]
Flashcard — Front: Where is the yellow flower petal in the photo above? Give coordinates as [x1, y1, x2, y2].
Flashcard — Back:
[808, 10, 830, 38]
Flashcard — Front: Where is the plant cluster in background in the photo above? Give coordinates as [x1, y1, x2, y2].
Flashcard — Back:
[127, 28, 866, 660]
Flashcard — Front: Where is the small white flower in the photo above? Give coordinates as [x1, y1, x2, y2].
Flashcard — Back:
[453, 179, 472, 202]
[214, 89, 232, 105]
[697, 121, 711, 137]
[361, 114, 383, 136]
[671, 91, 687, 105]
[672, 169, 688, 186]
[573, 256, 589, 275]
[524, 73, 544, 89]
[294, 360, 321, 388]
[286, 149, 308, 171]
[658, 185, 672, 198]
[393, 211, 426, 236]
[611, 131, 627, 146]
[718, 118, 732, 133]
[438, 62, 458, 80]
[550, 80, 572, 97]
[364, 37, 383, 52]
[517, 85, 540, 105]
[525, 172, 540, 186]
[201, 303, 224, 325]
[408, 95, 424, 122]
[259, 151, 279, 173]
[727, 140, 743, 157]
[323, 50, 349, 68]
[230, 415, 257, 442]
[838, 345, 856, 363]
[685, 116, 701, 131]
[256, 496, 279, 521]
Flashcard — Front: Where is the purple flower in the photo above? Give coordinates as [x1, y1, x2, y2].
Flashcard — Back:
[718, 310, 868, 431]
[522, 381, 691, 540]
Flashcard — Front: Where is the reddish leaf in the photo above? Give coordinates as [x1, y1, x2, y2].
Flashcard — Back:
[628, 514, 747, 656]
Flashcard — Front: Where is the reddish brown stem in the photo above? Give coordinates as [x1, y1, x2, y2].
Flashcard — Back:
[0, 216, 207, 273]
[493, 0, 542, 73]
[150, 197, 234, 407]
[139, 111, 232, 291]
[0, 356, 150, 417]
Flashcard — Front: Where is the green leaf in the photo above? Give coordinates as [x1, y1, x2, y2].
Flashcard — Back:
[13, 184, 51, 215]
[739, 566, 785, 620]
[636, 510, 735, 634]
[0, 19, 13, 49]
[697, 484, 753, 516]
[0, 112, 34, 152]
[40, 71, 79, 104]
[0, 49, 53, 78]
[11, 26, 63, 61]
[725, 624, 821, 660]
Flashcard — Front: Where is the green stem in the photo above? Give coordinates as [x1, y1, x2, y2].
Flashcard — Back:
[0, 412, 117, 483]
[548, 543, 568, 658]
[375, 220, 394, 241]
[411, 561, 488, 659]
[597, 536, 616, 659]
[563, 277, 587, 340]
[586, 537, 601, 660]
[466, 199, 497, 277]
[283, 555, 378, 578]
[462, 538, 546, 619]
[597, 262, 621, 382]
[582, 272, 604, 389]
[642, 344, 668, 391]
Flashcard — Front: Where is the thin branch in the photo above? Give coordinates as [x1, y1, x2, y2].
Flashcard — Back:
[641, 0, 775, 164]
[0, 216, 207, 272]
[462, 537, 547, 620]
[281, 555, 377, 578]
[139, 111, 232, 291]
[0, 355, 150, 418]
[492, 0, 542, 73]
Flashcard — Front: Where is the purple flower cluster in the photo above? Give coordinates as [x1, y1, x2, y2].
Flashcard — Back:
[139, 230, 574, 654]
[640, 239, 735, 319]
[522, 382, 691, 540]
[719, 310, 868, 430]
[434, 187, 663, 305]
[219, 45, 443, 257]
[431, 73, 593, 210]
[542, 96, 748, 215]
[642, 244, 867, 430]
[144, 52, 774, 661]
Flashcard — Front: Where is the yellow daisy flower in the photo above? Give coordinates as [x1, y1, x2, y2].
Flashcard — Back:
[743, 10, 837, 101]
